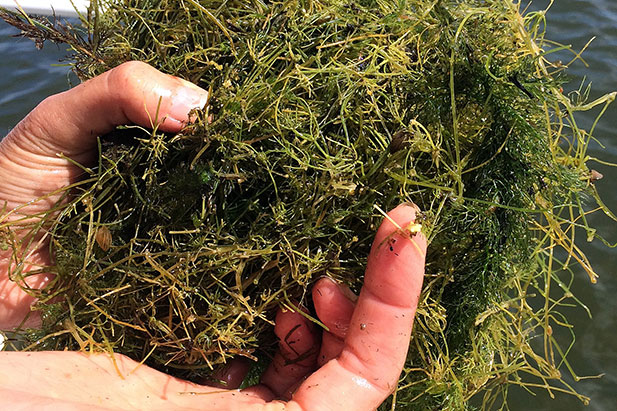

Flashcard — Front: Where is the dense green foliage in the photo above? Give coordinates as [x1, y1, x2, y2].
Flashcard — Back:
[2, 0, 614, 408]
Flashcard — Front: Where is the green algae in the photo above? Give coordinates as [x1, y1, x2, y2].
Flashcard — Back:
[1, 0, 615, 408]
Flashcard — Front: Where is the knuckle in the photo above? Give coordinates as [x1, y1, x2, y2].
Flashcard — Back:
[107, 61, 149, 90]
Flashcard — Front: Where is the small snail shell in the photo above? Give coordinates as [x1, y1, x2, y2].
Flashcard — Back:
[590, 169, 603, 182]
[95, 226, 112, 251]
[389, 130, 412, 153]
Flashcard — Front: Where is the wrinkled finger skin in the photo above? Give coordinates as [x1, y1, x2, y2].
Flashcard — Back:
[0, 61, 208, 330]
[0, 60, 426, 410]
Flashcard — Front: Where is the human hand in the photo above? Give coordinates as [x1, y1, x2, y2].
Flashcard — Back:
[1, 203, 425, 410]
[0, 62, 426, 410]
[0, 61, 209, 328]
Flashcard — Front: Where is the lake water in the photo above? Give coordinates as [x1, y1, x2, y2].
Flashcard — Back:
[1, 1, 616, 409]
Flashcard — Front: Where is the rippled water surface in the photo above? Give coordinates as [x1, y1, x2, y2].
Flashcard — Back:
[510, 1, 617, 410]
[1, 1, 616, 409]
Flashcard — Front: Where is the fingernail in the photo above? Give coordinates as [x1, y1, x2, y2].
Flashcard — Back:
[337, 282, 358, 303]
[170, 79, 209, 123]
[400, 201, 421, 213]
[316, 276, 358, 303]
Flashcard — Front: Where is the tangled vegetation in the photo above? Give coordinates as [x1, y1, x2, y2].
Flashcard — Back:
[1, 0, 615, 409]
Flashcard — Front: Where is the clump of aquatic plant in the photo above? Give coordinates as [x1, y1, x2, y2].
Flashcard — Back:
[1, 0, 615, 408]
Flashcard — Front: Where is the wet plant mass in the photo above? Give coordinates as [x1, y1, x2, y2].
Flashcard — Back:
[1, 0, 615, 409]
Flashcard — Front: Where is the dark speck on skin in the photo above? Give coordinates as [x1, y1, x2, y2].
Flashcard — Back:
[389, 237, 397, 252]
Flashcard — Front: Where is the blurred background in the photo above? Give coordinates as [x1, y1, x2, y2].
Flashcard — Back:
[1, 1, 615, 409]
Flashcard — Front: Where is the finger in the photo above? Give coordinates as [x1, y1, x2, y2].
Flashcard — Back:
[9, 60, 207, 158]
[0, 248, 52, 330]
[0, 61, 208, 212]
[0, 351, 275, 410]
[318, 332, 345, 368]
[289, 203, 427, 410]
[312, 278, 356, 366]
[313, 278, 356, 340]
[260, 306, 320, 399]
[206, 358, 252, 389]
[0, 62, 208, 329]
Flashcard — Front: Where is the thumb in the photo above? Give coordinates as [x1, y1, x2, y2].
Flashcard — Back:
[8, 60, 207, 158]
[0, 61, 207, 210]
[0, 62, 207, 329]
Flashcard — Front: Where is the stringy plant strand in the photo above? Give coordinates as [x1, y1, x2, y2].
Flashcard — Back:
[1, 1, 614, 409]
